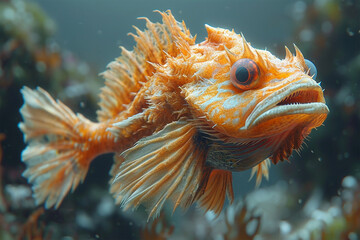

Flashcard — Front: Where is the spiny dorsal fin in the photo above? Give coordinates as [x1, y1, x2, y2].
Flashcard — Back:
[97, 10, 195, 121]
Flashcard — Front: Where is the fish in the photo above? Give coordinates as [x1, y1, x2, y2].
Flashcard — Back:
[18, 10, 329, 219]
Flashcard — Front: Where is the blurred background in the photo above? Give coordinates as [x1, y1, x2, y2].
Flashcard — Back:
[0, 0, 359, 239]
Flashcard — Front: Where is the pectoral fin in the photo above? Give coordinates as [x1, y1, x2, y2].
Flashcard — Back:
[110, 121, 206, 219]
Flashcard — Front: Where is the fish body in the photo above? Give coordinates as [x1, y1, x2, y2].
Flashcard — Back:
[19, 11, 329, 218]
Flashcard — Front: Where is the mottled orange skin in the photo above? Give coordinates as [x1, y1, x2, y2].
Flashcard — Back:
[95, 24, 327, 164]
[19, 11, 328, 218]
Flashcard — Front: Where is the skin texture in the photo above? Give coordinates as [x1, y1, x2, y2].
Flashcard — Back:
[18, 10, 328, 219]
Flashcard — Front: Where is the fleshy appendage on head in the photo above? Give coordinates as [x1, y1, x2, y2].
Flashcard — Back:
[183, 25, 329, 174]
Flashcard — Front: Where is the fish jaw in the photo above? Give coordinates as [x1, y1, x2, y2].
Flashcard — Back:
[241, 77, 329, 137]
[240, 77, 329, 164]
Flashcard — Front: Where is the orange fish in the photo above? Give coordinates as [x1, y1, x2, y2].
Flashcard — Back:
[18, 10, 329, 219]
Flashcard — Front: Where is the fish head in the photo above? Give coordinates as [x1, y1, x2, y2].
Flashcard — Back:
[183, 25, 329, 167]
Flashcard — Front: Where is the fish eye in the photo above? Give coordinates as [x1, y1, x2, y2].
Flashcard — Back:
[230, 58, 260, 90]
[305, 59, 317, 79]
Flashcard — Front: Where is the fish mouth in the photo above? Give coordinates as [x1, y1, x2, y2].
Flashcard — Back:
[243, 79, 329, 129]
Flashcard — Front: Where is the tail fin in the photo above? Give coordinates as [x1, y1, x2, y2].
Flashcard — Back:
[19, 87, 92, 208]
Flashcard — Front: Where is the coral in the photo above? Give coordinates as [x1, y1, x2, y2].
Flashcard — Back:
[16, 207, 52, 240]
[223, 201, 260, 240]
[1, 133, 49, 239]
[141, 214, 174, 240]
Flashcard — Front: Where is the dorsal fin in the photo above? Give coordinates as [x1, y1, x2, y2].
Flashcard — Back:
[97, 10, 195, 121]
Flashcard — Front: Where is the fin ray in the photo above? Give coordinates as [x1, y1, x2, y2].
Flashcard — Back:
[19, 87, 95, 209]
[197, 169, 234, 215]
[110, 121, 205, 219]
[97, 10, 195, 121]
[249, 158, 271, 187]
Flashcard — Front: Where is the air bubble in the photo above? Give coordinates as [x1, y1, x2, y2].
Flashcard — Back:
[347, 27, 355, 36]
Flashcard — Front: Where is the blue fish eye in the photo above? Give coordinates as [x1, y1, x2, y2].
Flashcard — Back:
[304, 59, 317, 79]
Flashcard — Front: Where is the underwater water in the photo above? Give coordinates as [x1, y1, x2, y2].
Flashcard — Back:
[0, 0, 359, 239]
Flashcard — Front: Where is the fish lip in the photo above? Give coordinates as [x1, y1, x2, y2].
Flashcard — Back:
[243, 79, 329, 129]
